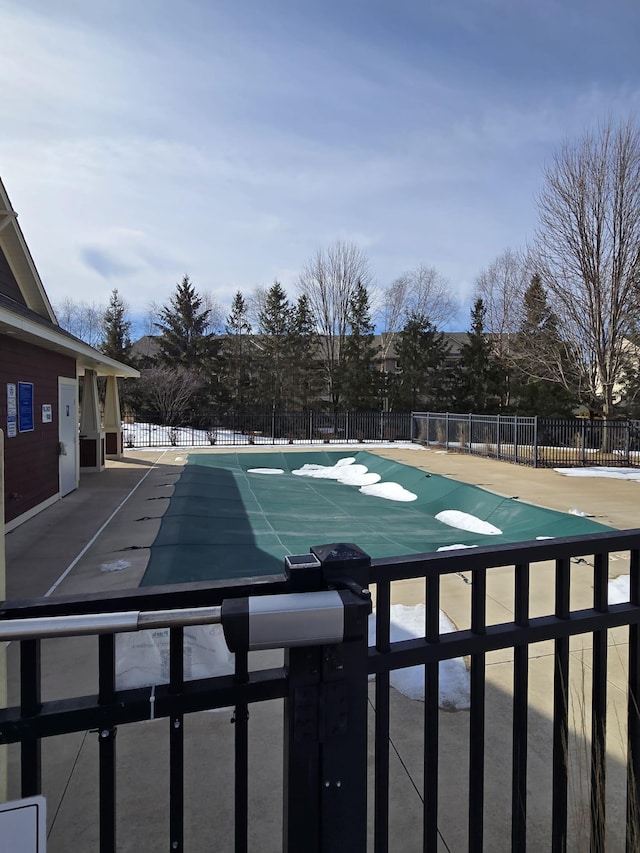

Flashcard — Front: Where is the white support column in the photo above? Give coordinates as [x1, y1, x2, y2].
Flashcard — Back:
[103, 375, 123, 459]
[79, 369, 105, 472]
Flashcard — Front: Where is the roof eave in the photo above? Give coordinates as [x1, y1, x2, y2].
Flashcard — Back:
[0, 307, 140, 378]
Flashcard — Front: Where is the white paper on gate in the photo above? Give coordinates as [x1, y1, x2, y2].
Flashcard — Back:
[115, 623, 235, 690]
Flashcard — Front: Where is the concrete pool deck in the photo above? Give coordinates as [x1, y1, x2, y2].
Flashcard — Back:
[4, 444, 640, 851]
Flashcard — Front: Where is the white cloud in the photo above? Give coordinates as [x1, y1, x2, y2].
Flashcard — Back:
[1, 1, 639, 327]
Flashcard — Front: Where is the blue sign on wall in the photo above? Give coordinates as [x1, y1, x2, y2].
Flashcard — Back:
[18, 382, 34, 432]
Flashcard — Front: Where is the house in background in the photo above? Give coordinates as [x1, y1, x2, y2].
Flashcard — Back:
[0, 177, 139, 531]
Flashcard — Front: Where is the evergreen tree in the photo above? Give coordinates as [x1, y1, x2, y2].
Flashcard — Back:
[154, 275, 222, 418]
[288, 293, 323, 409]
[222, 290, 253, 409]
[452, 298, 505, 413]
[511, 276, 578, 415]
[340, 281, 380, 410]
[155, 275, 220, 373]
[255, 281, 293, 410]
[389, 313, 451, 410]
[101, 289, 135, 365]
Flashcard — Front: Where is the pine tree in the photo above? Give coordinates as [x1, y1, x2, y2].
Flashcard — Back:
[340, 281, 380, 410]
[101, 289, 134, 365]
[255, 281, 293, 410]
[511, 276, 578, 415]
[222, 290, 253, 409]
[288, 293, 322, 409]
[390, 313, 451, 411]
[452, 298, 505, 413]
[155, 275, 220, 373]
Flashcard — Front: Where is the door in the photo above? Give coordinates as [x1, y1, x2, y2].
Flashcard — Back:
[59, 380, 78, 496]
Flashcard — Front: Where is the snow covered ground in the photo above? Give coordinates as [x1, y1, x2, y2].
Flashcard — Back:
[555, 466, 640, 481]
[122, 421, 418, 450]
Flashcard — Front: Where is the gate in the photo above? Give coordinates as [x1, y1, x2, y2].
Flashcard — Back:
[2, 530, 640, 851]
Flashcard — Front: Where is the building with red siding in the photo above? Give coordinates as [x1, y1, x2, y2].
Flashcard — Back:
[0, 177, 139, 531]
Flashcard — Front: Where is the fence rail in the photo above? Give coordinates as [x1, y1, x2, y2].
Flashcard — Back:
[412, 412, 640, 468]
[3, 531, 640, 850]
[123, 410, 413, 448]
[122, 410, 640, 468]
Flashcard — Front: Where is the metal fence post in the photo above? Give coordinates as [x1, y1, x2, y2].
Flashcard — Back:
[283, 543, 371, 853]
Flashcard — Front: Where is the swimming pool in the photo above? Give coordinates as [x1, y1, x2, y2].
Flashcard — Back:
[141, 450, 611, 585]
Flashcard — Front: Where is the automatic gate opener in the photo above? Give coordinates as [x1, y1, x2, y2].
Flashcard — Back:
[221, 589, 371, 653]
[0, 592, 370, 648]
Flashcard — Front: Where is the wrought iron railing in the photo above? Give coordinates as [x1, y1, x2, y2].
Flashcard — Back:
[122, 411, 413, 448]
[2, 530, 640, 850]
[412, 412, 640, 468]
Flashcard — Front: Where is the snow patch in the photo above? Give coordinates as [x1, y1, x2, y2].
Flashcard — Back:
[292, 458, 381, 487]
[247, 468, 284, 474]
[100, 559, 131, 573]
[609, 575, 630, 604]
[359, 482, 417, 502]
[368, 604, 469, 709]
[116, 624, 234, 690]
[555, 467, 640, 481]
[437, 544, 478, 551]
[435, 510, 502, 535]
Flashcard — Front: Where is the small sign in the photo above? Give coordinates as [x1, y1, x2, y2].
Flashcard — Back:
[0, 795, 46, 852]
[7, 382, 17, 438]
[42, 404, 52, 423]
[18, 381, 34, 432]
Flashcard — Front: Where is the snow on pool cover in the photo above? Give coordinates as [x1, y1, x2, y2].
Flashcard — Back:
[141, 449, 612, 586]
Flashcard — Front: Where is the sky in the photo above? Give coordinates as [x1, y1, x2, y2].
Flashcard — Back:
[1, 0, 639, 335]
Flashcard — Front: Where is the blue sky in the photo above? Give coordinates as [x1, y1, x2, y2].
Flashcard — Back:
[1, 0, 639, 333]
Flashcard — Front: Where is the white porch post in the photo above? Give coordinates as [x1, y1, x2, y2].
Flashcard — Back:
[103, 375, 123, 459]
[79, 369, 105, 472]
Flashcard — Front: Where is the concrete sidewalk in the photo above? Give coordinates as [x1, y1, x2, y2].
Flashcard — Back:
[3, 445, 640, 851]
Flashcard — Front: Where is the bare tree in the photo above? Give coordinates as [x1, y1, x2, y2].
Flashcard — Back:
[297, 239, 374, 407]
[55, 297, 105, 348]
[134, 367, 203, 426]
[245, 285, 269, 330]
[535, 119, 640, 418]
[201, 291, 224, 333]
[475, 249, 529, 360]
[378, 265, 457, 367]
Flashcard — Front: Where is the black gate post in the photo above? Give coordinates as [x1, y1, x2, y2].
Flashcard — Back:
[283, 544, 371, 853]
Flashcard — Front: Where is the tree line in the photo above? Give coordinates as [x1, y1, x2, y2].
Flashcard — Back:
[59, 119, 640, 424]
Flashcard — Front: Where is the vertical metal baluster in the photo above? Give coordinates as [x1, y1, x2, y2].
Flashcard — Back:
[627, 547, 640, 852]
[552, 557, 570, 853]
[512, 562, 529, 851]
[98, 633, 117, 853]
[20, 638, 41, 797]
[424, 571, 440, 852]
[590, 552, 608, 852]
[169, 626, 184, 853]
[234, 650, 249, 853]
[374, 580, 390, 853]
[469, 568, 486, 853]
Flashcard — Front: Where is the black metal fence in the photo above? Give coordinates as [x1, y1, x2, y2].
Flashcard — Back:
[122, 411, 413, 448]
[3, 530, 640, 850]
[413, 412, 640, 468]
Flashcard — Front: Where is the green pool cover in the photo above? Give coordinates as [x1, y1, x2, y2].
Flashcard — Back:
[141, 450, 611, 585]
